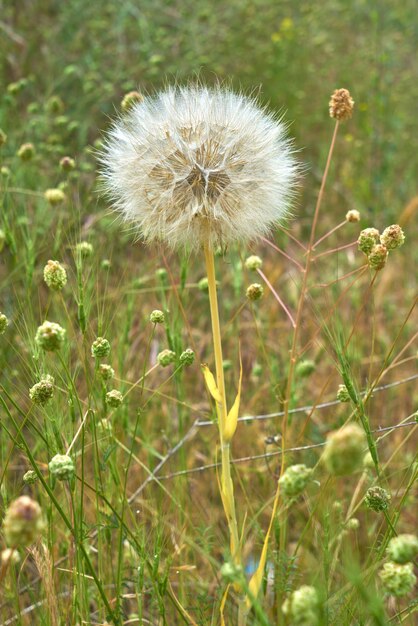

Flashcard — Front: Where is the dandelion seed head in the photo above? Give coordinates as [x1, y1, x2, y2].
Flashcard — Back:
[101, 84, 299, 250]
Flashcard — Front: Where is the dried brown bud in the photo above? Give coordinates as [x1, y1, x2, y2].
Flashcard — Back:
[329, 88, 354, 121]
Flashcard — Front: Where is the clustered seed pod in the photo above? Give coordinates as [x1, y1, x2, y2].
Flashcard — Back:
[91, 337, 111, 358]
[246, 283, 263, 301]
[0, 312, 9, 334]
[35, 321, 66, 352]
[43, 260, 67, 291]
[337, 384, 350, 403]
[346, 518, 360, 530]
[44, 188, 66, 205]
[179, 348, 195, 367]
[282, 585, 320, 626]
[380, 224, 405, 250]
[358, 224, 405, 271]
[245, 255, 263, 271]
[364, 486, 391, 512]
[2, 496, 44, 547]
[157, 349, 176, 367]
[322, 423, 366, 476]
[345, 209, 360, 223]
[22, 470, 38, 485]
[368, 244, 388, 271]
[48, 454, 75, 482]
[76, 241, 93, 258]
[358, 228, 380, 255]
[295, 359, 316, 378]
[99, 363, 115, 381]
[29, 375, 55, 405]
[279, 464, 313, 498]
[17, 142, 35, 161]
[106, 389, 123, 407]
[329, 88, 354, 121]
[149, 310, 165, 324]
[386, 534, 418, 564]
[379, 562, 416, 597]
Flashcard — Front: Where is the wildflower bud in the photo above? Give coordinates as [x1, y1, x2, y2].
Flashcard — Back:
[179, 348, 195, 366]
[386, 534, 418, 564]
[364, 486, 391, 512]
[29, 375, 55, 405]
[99, 363, 115, 381]
[322, 423, 366, 476]
[329, 88, 354, 121]
[245, 255, 263, 271]
[1, 166, 11, 179]
[246, 283, 263, 301]
[157, 349, 176, 367]
[220, 561, 244, 584]
[43, 260, 67, 291]
[17, 142, 35, 161]
[363, 452, 374, 469]
[91, 337, 111, 358]
[1, 548, 20, 565]
[101, 259, 111, 270]
[2, 496, 44, 547]
[45, 95, 64, 114]
[0, 128, 7, 146]
[222, 359, 232, 371]
[346, 518, 360, 530]
[380, 224, 405, 250]
[106, 389, 123, 407]
[282, 585, 320, 626]
[59, 156, 75, 171]
[279, 464, 313, 498]
[0, 312, 10, 334]
[76, 241, 93, 258]
[35, 321, 66, 352]
[251, 362, 263, 377]
[358, 228, 380, 254]
[337, 384, 350, 403]
[198, 277, 209, 292]
[121, 91, 144, 112]
[379, 562, 416, 597]
[345, 209, 360, 223]
[295, 359, 316, 378]
[368, 244, 388, 271]
[22, 470, 38, 485]
[44, 188, 66, 205]
[149, 310, 165, 324]
[156, 268, 168, 281]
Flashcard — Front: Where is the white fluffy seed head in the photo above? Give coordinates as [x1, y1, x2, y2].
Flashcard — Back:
[100, 84, 299, 250]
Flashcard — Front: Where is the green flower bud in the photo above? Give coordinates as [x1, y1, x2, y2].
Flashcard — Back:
[364, 486, 391, 512]
[45, 95, 64, 114]
[179, 348, 195, 366]
[345, 209, 360, 223]
[245, 255, 263, 271]
[99, 364, 115, 381]
[44, 188, 66, 205]
[59, 156, 75, 171]
[379, 562, 416, 597]
[101, 259, 111, 270]
[322, 423, 366, 476]
[3, 496, 44, 547]
[106, 389, 123, 408]
[0, 312, 9, 334]
[380, 224, 405, 250]
[76, 241, 93, 258]
[17, 142, 35, 161]
[48, 454, 75, 481]
[43, 260, 67, 291]
[346, 518, 360, 530]
[35, 321, 66, 352]
[198, 277, 209, 292]
[220, 561, 244, 584]
[368, 244, 388, 271]
[1, 548, 20, 565]
[246, 283, 263, 301]
[29, 375, 55, 405]
[91, 337, 111, 358]
[121, 90, 144, 112]
[358, 228, 380, 255]
[157, 349, 176, 367]
[1, 166, 11, 179]
[386, 534, 418, 564]
[295, 359, 316, 378]
[149, 310, 165, 324]
[279, 464, 313, 498]
[282, 585, 320, 626]
[22, 470, 38, 485]
[337, 384, 350, 402]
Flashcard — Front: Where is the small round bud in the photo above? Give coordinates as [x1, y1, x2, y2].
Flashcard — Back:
[35, 321, 66, 352]
[368, 244, 388, 271]
[295, 359, 316, 378]
[99, 363, 115, 381]
[149, 310, 165, 324]
[121, 91, 144, 112]
[362, 452, 375, 469]
[45, 95, 64, 114]
[246, 283, 264, 301]
[322, 423, 366, 476]
[179, 348, 195, 367]
[358, 228, 380, 254]
[379, 562, 416, 597]
[364, 486, 391, 512]
[59, 156, 75, 171]
[337, 384, 350, 403]
[251, 362, 263, 377]
[76, 241, 93, 258]
[386, 534, 418, 565]
[91, 337, 111, 358]
[22, 470, 38, 485]
[29, 375, 55, 405]
[43, 260, 67, 291]
[101, 259, 111, 270]
[44, 188, 66, 205]
[198, 277, 209, 292]
[0, 312, 10, 334]
[279, 464, 313, 498]
[1, 166, 11, 179]
[380, 224, 405, 250]
[329, 88, 354, 121]
[2, 496, 44, 547]
[1, 548, 20, 565]
[345, 209, 360, 223]
[282, 585, 320, 626]
[346, 518, 360, 530]
[245, 255, 263, 271]
[156, 268, 168, 281]
[0, 128, 7, 147]
[220, 561, 244, 584]
[157, 349, 176, 367]
[106, 389, 123, 408]
[17, 142, 35, 161]
[48, 454, 75, 481]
